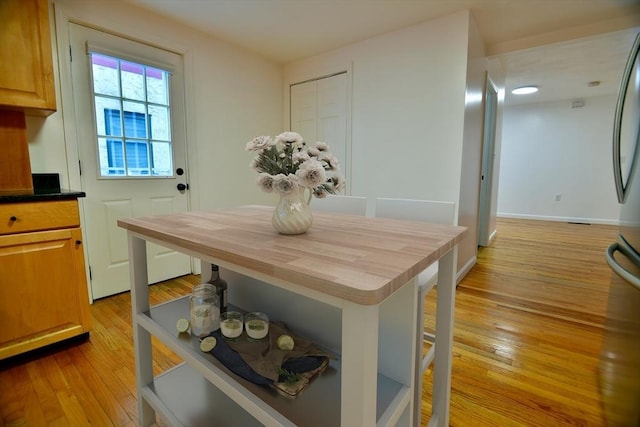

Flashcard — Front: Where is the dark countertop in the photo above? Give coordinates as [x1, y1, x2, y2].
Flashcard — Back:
[0, 189, 86, 203]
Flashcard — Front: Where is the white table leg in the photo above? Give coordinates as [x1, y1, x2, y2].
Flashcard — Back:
[430, 248, 457, 427]
[341, 301, 379, 427]
[414, 280, 426, 426]
[128, 235, 155, 426]
[378, 278, 417, 427]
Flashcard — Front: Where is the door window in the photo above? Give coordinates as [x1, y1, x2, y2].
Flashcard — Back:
[90, 52, 173, 177]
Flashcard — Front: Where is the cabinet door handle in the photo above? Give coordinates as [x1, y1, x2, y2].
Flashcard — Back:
[9, 216, 17, 221]
[75, 240, 82, 245]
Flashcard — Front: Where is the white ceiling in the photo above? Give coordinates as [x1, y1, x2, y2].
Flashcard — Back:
[123, 0, 640, 105]
[499, 28, 638, 106]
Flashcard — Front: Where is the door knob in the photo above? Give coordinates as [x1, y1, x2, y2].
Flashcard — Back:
[177, 183, 189, 191]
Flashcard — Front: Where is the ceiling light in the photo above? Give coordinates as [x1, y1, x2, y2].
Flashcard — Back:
[512, 86, 539, 95]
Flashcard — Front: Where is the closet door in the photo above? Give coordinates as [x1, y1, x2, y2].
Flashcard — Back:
[290, 80, 317, 142]
[291, 73, 349, 192]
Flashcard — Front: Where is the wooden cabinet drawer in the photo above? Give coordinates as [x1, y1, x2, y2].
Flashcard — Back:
[0, 200, 80, 234]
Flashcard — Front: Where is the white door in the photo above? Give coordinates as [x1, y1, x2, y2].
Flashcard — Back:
[291, 73, 349, 191]
[290, 81, 318, 141]
[69, 24, 191, 299]
[478, 76, 498, 247]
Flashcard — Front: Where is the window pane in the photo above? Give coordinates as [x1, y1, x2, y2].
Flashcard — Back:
[122, 100, 145, 115]
[147, 67, 169, 105]
[126, 140, 150, 176]
[151, 142, 172, 176]
[104, 109, 122, 137]
[91, 54, 120, 97]
[98, 137, 125, 176]
[95, 98, 122, 136]
[148, 105, 170, 141]
[121, 60, 145, 101]
[122, 101, 147, 138]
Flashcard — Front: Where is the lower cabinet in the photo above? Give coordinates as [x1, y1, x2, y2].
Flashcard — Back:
[0, 200, 90, 360]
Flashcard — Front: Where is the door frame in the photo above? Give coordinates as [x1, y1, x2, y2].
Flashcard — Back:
[54, 5, 199, 301]
[477, 72, 499, 247]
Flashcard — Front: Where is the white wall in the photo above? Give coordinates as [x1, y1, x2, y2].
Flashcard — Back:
[32, 0, 282, 212]
[497, 95, 621, 224]
[284, 11, 471, 209]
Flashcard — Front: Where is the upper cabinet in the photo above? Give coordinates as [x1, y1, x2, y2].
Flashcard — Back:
[0, 0, 56, 115]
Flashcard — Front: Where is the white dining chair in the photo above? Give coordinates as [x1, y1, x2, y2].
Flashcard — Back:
[311, 194, 367, 216]
[374, 197, 456, 373]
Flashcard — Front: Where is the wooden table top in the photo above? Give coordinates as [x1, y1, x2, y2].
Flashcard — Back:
[118, 205, 467, 305]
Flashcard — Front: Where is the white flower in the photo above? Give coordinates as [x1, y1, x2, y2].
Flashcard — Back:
[245, 135, 273, 152]
[256, 173, 274, 193]
[313, 188, 328, 198]
[330, 174, 345, 192]
[292, 150, 311, 164]
[247, 131, 344, 199]
[322, 153, 340, 170]
[275, 132, 304, 148]
[315, 141, 329, 151]
[296, 159, 326, 188]
[272, 173, 298, 194]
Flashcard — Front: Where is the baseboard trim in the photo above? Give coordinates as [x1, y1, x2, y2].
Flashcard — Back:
[497, 212, 619, 226]
[487, 229, 497, 245]
[457, 256, 476, 284]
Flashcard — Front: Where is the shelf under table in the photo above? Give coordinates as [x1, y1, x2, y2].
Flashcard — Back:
[140, 296, 408, 426]
[144, 363, 264, 427]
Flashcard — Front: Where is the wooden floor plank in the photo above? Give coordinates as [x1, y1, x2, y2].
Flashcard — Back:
[67, 346, 133, 426]
[420, 218, 616, 426]
[26, 360, 65, 424]
[0, 218, 617, 426]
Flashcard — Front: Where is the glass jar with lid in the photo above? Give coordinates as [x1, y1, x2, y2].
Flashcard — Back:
[189, 283, 220, 337]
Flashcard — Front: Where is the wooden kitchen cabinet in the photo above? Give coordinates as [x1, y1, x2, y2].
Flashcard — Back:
[0, 199, 91, 360]
[0, 111, 33, 195]
[0, 0, 56, 115]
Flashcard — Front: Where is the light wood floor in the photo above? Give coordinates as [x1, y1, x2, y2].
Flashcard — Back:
[0, 218, 618, 426]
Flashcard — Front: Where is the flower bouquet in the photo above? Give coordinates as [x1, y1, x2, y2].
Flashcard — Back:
[246, 131, 344, 234]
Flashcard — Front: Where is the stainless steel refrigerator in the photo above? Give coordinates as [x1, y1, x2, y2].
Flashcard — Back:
[600, 31, 640, 426]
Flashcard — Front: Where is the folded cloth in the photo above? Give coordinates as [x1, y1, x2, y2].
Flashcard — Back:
[207, 321, 337, 384]
[208, 330, 272, 385]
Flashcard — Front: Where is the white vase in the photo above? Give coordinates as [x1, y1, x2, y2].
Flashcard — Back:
[272, 186, 313, 235]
